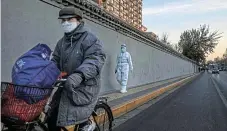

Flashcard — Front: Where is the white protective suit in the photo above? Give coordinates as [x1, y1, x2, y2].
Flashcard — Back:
[115, 44, 133, 93]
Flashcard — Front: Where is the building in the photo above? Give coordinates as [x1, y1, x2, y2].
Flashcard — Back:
[146, 32, 158, 39]
[93, 0, 143, 30]
[140, 25, 147, 32]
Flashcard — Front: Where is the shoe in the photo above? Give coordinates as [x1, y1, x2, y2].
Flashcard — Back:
[79, 119, 96, 131]
[120, 86, 127, 93]
[120, 89, 127, 93]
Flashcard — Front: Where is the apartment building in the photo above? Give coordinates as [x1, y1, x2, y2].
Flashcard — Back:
[93, 0, 144, 30]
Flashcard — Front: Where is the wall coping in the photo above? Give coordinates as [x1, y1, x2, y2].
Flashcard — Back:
[40, 0, 197, 65]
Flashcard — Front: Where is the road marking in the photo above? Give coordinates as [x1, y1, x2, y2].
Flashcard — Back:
[211, 77, 227, 109]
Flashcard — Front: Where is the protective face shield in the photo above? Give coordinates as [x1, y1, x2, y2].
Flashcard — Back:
[61, 21, 78, 33]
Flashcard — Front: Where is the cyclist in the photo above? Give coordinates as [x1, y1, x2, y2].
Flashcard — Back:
[50, 6, 106, 131]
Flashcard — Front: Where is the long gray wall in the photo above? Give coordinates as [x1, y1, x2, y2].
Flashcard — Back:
[1, 0, 197, 93]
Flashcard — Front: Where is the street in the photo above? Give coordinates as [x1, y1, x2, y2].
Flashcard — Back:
[212, 71, 227, 100]
[114, 72, 227, 131]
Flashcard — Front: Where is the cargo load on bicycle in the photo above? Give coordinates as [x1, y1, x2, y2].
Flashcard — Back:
[1, 43, 60, 123]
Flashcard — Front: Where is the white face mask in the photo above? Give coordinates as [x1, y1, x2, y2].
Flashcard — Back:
[61, 21, 78, 33]
[121, 47, 126, 53]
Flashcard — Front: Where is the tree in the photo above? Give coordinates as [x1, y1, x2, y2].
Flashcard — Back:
[158, 33, 183, 53]
[207, 60, 213, 65]
[222, 48, 227, 66]
[214, 56, 221, 63]
[160, 33, 171, 45]
[210, 49, 227, 70]
[159, 33, 179, 51]
[223, 48, 227, 58]
[178, 24, 222, 63]
[173, 44, 182, 53]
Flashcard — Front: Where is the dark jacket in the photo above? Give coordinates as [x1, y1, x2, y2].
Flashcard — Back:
[52, 22, 106, 126]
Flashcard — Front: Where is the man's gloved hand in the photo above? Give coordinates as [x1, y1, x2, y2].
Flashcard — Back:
[65, 73, 83, 89]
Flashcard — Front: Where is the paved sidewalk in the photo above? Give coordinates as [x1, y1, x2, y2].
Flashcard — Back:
[99, 73, 198, 119]
[103, 74, 194, 107]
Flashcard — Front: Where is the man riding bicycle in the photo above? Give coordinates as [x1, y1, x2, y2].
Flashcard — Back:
[50, 6, 106, 131]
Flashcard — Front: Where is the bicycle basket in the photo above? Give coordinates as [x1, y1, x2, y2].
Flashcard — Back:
[1, 82, 53, 123]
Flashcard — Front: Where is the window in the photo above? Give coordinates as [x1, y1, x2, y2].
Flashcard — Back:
[109, 0, 113, 4]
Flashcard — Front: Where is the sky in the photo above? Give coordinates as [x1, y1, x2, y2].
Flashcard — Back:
[142, 0, 227, 61]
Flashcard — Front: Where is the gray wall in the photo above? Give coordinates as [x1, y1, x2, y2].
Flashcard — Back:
[1, 0, 197, 93]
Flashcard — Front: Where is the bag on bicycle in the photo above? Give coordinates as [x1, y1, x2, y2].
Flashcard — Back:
[11, 43, 60, 104]
[1, 85, 48, 122]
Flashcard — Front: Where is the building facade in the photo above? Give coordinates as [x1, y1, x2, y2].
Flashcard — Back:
[94, 0, 144, 30]
[140, 25, 147, 32]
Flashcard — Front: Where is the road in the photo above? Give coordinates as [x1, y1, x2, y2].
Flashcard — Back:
[114, 72, 227, 131]
[212, 71, 227, 100]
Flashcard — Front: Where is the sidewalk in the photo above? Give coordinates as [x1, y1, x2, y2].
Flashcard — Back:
[100, 73, 199, 119]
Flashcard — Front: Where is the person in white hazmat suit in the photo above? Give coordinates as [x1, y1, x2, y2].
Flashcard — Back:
[115, 44, 133, 93]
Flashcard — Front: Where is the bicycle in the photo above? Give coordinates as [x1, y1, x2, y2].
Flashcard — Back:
[1, 80, 114, 131]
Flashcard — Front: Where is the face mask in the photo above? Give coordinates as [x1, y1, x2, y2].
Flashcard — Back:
[121, 47, 126, 53]
[61, 21, 78, 33]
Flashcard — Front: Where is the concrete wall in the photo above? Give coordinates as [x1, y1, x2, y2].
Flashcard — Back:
[1, 0, 197, 93]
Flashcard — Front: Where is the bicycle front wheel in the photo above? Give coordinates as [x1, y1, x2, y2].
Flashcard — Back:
[28, 122, 48, 131]
[93, 103, 113, 131]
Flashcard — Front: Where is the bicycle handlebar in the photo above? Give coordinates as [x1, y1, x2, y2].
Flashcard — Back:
[54, 79, 67, 86]
[56, 79, 67, 83]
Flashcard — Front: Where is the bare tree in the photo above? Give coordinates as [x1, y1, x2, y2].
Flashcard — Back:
[160, 32, 171, 45]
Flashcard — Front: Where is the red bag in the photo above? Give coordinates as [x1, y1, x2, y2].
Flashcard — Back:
[1, 85, 48, 122]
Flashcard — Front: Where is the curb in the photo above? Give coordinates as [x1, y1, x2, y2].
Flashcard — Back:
[94, 74, 199, 125]
[102, 74, 193, 102]
[110, 74, 198, 118]
[211, 77, 227, 109]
